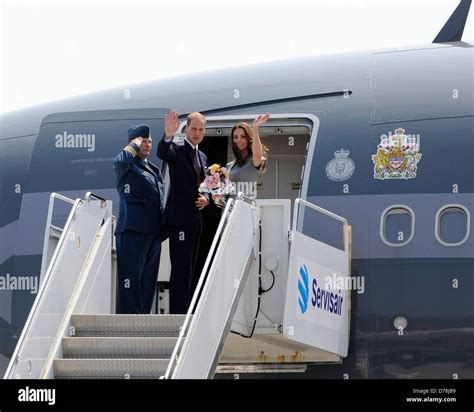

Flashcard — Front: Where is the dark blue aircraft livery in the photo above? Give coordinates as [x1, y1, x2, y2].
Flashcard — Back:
[0, 2, 472, 378]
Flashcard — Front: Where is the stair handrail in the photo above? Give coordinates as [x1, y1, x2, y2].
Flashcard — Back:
[39, 193, 76, 278]
[163, 197, 235, 379]
[4, 193, 81, 379]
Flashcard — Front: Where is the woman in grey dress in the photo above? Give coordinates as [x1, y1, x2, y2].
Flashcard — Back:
[226, 113, 270, 199]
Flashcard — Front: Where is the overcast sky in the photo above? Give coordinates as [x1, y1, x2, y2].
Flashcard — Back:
[1, 0, 472, 113]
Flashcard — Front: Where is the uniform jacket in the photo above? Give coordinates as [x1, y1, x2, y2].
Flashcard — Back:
[113, 142, 164, 235]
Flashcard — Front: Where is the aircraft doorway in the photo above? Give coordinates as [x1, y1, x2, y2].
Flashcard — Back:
[252, 131, 309, 203]
[184, 115, 312, 289]
[192, 115, 312, 204]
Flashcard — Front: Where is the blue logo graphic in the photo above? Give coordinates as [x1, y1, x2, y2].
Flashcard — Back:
[298, 264, 309, 314]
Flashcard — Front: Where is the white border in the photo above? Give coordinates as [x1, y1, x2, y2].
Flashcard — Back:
[435, 204, 471, 247]
[380, 204, 415, 247]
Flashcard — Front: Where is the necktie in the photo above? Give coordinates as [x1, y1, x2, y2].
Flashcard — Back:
[193, 148, 202, 187]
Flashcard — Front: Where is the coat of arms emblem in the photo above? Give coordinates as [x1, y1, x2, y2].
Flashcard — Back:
[372, 128, 422, 180]
[326, 149, 355, 182]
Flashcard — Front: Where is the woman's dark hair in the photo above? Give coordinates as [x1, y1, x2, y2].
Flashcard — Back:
[231, 122, 269, 167]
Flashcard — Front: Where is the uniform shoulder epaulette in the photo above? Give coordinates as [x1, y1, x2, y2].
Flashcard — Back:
[124, 144, 138, 157]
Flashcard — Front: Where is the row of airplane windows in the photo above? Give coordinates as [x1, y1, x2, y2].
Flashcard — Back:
[381, 204, 470, 247]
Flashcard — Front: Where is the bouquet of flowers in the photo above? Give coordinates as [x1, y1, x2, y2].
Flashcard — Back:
[199, 163, 234, 208]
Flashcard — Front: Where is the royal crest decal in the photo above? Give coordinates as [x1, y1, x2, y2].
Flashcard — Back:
[326, 149, 355, 182]
[372, 128, 422, 180]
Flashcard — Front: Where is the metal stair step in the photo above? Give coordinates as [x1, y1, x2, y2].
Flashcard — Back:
[53, 358, 170, 379]
[70, 314, 187, 337]
[62, 337, 178, 359]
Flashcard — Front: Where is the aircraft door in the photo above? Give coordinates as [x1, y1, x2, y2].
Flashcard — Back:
[25, 109, 170, 222]
[15, 109, 170, 317]
[0, 140, 3, 209]
[0, 134, 40, 375]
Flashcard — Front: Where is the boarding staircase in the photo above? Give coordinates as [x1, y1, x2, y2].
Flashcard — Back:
[54, 314, 184, 378]
[4, 192, 351, 379]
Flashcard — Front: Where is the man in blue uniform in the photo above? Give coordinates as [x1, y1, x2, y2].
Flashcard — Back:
[113, 125, 164, 314]
[157, 111, 209, 314]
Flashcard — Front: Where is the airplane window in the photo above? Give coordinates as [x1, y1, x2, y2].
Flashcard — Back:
[381, 206, 414, 247]
[436, 206, 470, 246]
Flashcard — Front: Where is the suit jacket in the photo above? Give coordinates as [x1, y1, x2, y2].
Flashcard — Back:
[113, 142, 164, 235]
[157, 136, 208, 226]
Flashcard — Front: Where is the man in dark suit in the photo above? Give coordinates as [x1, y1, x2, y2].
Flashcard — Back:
[157, 111, 209, 314]
[113, 125, 164, 314]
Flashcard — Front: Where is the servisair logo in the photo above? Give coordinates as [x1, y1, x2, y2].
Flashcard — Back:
[297, 264, 310, 314]
[298, 264, 344, 316]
